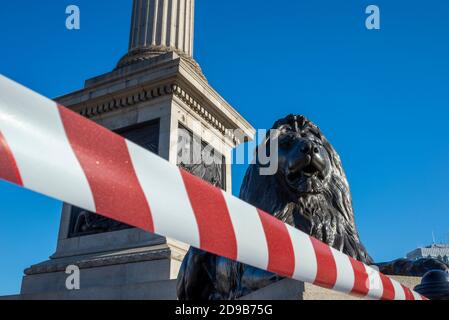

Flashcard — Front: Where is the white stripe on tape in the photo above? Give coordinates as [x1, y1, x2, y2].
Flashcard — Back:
[222, 190, 269, 271]
[391, 278, 406, 300]
[0, 75, 95, 212]
[331, 248, 356, 294]
[286, 224, 318, 284]
[365, 265, 384, 300]
[412, 290, 422, 301]
[127, 140, 201, 248]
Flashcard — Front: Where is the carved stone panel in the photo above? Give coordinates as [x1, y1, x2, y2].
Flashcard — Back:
[68, 119, 160, 238]
[177, 124, 226, 190]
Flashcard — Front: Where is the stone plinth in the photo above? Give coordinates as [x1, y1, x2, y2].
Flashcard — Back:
[18, 239, 186, 300]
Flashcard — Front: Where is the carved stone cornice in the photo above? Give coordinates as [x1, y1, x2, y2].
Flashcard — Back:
[76, 82, 240, 145]
[79, 83, 174, 119]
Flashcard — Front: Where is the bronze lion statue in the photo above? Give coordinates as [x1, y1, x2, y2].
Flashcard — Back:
[177, 115, 448, 300]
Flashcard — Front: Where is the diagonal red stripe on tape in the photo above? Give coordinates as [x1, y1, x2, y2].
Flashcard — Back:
[180, 169, 237, 260]
[0, 130, 23, 186]
[402, 284, 415, 300]
[258, 210, 295, 277]
[310, 237, 338, 289]
[58, 107, 154, 233]
[379, 273, 396, 300]
[349, 257, 370, 297]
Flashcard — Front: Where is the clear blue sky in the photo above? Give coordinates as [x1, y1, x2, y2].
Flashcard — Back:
[1, 0, 448, 296]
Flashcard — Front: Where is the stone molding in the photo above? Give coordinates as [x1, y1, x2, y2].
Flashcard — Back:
[117, 47, 206, 80]
[77, 82, 241, 144]
[24, 248, 171, 276]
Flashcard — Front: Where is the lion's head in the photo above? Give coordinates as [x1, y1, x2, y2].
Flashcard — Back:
[240, 115, 373, 264]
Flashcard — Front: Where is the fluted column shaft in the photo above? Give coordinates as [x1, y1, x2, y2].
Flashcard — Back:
[129, 0, 195, 57]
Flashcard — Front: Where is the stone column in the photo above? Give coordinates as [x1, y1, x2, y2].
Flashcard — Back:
[117, 0, 204, 78]
[128, 0, 195, 57]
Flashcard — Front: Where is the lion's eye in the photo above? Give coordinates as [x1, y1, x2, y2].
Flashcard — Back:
[279, 134, 295, 147]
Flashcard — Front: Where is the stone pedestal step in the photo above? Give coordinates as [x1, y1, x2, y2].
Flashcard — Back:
[5, 279, 177, 300]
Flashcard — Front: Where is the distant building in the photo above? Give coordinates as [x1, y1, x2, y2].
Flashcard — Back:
[407, 244, 449, 264]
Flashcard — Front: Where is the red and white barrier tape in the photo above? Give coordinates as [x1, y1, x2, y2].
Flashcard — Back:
[0, 75, 425, 300]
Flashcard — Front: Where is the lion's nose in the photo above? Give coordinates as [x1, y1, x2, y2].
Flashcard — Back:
[300, 141, 312, 153]
[300, 141, 319, 154]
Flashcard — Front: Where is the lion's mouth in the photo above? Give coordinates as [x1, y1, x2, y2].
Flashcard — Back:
[286, 161, 325, 195]
[287, 163, 320, 181]
[302, 164, 319, 176]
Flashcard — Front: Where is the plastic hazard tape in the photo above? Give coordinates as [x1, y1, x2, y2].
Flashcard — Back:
[0, 75, 425, 300]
